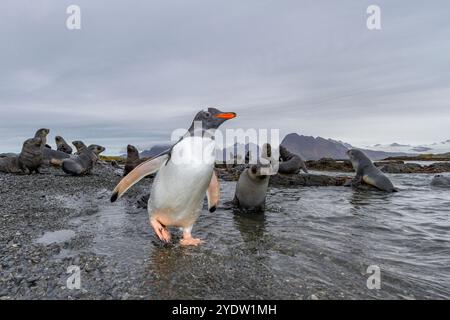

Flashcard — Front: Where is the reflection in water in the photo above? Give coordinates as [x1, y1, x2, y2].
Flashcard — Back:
[70, 174, 450, 299]
[232, 211, 267, 250]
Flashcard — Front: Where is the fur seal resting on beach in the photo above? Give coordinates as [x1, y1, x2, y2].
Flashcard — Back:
[430, 175, 450, 188]
[232, 144, 275, 212]
[72, 141, 87, 155]
[123, 144, 144, 177]
[278, 145, 308, 174]
[55, 136, 73, 154]
[0, 138, 44, 174]
[42, 148, 71, 166]
[62, 144, 105, 176]
[347, 149, 397, 192]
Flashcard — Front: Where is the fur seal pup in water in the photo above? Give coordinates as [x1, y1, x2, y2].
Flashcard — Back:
[430, 175, 450, 188]
[232, 143, 275, 212]
[123, 144, 144, 177]
[55, 136, 73, 154]
[72, 140, 87, 155]
[62, 144, 105, 176]
[278, 145, 308, 174]
[347, 149, 397, 192]
[111, 107, 236, 246]
[0, 138, 44, 174]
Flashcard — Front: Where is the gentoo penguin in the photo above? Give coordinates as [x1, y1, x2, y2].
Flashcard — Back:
[111, 107, 236, 246]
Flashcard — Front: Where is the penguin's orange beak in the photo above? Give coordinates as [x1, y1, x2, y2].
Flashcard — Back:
[214, 112, 236, 119]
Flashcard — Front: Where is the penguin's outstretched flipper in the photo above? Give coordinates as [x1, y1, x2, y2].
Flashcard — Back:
[206, 170, 220, 212]
[111, 154, 169, 202]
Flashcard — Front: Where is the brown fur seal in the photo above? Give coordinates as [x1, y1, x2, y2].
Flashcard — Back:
[42, 148, 71, 166]
[347, 149, 397, 192]
[278, 145, 308, 174]
[72, 140, 87, 155]
[0, 138, 44, 174]
[55, 136, 73, 154]
[123, 144, 145, 177]
[62, 144, 105, 176]
[34, 128, 50, 147]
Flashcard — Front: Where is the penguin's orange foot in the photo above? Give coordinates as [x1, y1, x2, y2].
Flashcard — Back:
[180, 237, 203, 246]
[150, 218, 171, 243]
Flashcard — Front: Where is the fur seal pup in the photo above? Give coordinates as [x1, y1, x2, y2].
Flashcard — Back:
[123, 144, 144, 177]
[42, 148, 71, 166]
[18, 137, 44, 173]
[0, 155, 22, 173]
[111, 107, 236, 246]
[0, 138, 44, 174]
[232, 144, 275, 212]
[278, 145, 308, 174]
[347, 149, 397, 192]
[34, 128, 50, 147]
[72, 140, 87, 155]
[62, 144, 105, 176]
[55, 136, 73, 154]
[430, 175, 450, 188]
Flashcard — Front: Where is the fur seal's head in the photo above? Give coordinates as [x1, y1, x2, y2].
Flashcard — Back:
[55, 136, 65, 145]
[88, 144, 105, 155]
[34, 128, 50, 138]
[279, 145, 291, 159]
[126, 144, 139, 159]
[24, 137, 43, 148]
[21, 137, 43, 154]
[347, 149, 372, 170]
[72, 141, 87, 152]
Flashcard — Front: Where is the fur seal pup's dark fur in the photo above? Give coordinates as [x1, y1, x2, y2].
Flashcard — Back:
[62, 144, 105, 176]
[42, 148, 71, 166]
[347, 149, 397, 192]
[55, 136, 73, 154]
[0, 138, 44, 174]
[34, 128, 50, 147]
[18, 137, 45, 173]
[278, 145, 308, 174]
[123, 144, 144, 177]
[72, 141, 87, 155]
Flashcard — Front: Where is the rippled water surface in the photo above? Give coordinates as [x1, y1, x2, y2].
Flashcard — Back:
[70, 172, 450, 299]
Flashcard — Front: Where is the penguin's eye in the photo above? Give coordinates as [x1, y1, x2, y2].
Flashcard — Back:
[204, 112, 211, 118]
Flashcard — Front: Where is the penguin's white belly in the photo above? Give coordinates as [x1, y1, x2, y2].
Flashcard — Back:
[149, 136, 215, 227]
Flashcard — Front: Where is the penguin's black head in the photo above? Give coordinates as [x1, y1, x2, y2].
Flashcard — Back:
[190, 107, 236, 132]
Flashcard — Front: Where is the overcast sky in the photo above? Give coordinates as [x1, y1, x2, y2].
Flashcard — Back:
[1, 0, 449, 154]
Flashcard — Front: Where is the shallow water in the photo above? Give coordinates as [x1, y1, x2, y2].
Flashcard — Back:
[68, 173, 449, 299]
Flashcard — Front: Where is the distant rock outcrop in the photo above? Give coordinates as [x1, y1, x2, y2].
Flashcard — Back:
[140, 144, 172, 158]
[281, 133, 409, 160]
